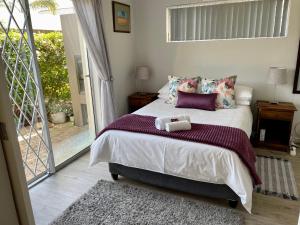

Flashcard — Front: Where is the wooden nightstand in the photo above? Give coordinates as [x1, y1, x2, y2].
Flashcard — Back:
[255, 101, 297, 151]
[128, 92, 159, 113]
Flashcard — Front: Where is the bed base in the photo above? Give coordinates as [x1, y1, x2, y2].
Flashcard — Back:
[109, 163, 239, 208]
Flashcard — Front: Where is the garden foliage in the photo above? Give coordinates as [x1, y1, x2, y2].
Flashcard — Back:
[0, 31, 71, 115]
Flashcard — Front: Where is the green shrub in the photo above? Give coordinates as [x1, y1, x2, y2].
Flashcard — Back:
[0, 31, 35, 121]
[0, 31, 72, 115]
[34, 32, 71, 102]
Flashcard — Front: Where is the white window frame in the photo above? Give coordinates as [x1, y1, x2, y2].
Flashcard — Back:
[166, 0, 291, 42]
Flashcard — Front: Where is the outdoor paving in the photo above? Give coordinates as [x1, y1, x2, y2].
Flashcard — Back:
[18, 122, 90, 182]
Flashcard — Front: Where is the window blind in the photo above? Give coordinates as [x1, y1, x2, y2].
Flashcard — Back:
[167, 0, 290, 42]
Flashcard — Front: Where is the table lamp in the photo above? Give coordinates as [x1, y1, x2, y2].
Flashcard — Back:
[136, 66, 150, 95]
[267, 67, 287, 104]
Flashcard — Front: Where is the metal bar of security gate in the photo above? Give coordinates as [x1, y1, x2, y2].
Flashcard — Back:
[0, 0, 55, 184]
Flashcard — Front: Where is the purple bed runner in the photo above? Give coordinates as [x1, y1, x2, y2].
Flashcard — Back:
[97, 114, 261, 185]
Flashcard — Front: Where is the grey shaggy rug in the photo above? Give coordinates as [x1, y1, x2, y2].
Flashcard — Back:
[49, 180, 244, 225]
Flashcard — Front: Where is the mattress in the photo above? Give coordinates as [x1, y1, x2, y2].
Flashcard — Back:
[90, 99, 254, 213]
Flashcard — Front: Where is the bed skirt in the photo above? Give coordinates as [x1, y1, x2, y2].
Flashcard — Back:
[109, 163, 240, 206]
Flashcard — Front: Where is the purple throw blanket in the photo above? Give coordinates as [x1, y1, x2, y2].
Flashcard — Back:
[97, 114, 261, 185]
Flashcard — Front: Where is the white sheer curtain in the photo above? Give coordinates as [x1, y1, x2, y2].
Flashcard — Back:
[72, 0, 116, 131]
[168, 0, 290, 41]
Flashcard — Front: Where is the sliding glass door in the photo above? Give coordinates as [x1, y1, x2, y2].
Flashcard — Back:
[0, 0, 55, 183]
[0, 0, 96, 184]
[51, 12, 96, 166]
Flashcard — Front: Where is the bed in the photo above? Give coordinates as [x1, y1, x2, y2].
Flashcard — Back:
[90, 98, 254, 213]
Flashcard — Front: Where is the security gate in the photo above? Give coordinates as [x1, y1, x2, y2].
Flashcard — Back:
[0, 0, 55, 184]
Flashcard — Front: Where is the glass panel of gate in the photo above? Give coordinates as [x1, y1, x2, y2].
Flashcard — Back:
[0, 0, 54, 184]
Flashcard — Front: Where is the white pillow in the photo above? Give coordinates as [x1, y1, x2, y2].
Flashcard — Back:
[158, 82, 169, 94]
[236, 99, 251, 106]
[158, 93, 169, 100]
[157, 83, 169, 100]
[235, 85, 253, 105]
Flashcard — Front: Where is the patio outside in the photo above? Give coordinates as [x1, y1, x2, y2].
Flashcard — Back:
[19, 122, 91, 181]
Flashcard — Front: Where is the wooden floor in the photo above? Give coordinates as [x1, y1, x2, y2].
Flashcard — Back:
[29, 148, 300, 225]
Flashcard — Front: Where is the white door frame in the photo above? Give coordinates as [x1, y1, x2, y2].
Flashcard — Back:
[0, 55, 35, 225]
[0, 142, 20, 225]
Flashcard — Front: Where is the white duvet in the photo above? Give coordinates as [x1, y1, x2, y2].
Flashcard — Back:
[90, 99, 254, 213]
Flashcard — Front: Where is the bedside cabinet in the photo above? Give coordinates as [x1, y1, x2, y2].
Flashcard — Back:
[128, 92, 159, 113]
[255, 101, 297, 151]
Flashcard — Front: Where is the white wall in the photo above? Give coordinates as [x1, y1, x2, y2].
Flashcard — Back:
[102, 0, 136, 116]
[133, 0, 300, 125]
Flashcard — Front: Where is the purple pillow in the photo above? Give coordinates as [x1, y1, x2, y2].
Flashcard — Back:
[176, 91, 217, 111]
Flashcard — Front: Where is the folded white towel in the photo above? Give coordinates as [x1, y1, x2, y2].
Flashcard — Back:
[155, 115, 191, 130]
[165, 120, 191, 132]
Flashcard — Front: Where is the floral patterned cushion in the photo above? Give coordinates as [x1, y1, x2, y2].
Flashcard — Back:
[168, 76, 200, 104]
[200, 76, 237, 109]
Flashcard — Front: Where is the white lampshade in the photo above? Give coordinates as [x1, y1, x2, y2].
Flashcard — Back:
[136, 66, 150, 80]
[267, 67, 287, 85]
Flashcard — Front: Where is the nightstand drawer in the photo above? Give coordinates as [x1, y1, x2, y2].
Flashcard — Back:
[129, 98, 151, 106]
[128, 92, 159, 113]
[260, 110, 293, 121]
